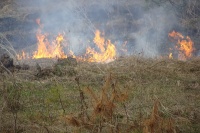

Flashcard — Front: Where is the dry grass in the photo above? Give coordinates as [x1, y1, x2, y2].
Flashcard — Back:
[0, 0, 200, 132]
[0, 56, 200, 132]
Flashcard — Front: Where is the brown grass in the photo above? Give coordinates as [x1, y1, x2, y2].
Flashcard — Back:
[0, 56, 200, 132]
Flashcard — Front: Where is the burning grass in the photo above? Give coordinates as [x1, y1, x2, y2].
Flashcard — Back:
[17, 22, 117, 63]
[0, 56, 200, 132]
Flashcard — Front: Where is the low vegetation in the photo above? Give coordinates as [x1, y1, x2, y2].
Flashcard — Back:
[0, 0, 200, 132]
[0, 56, 199, 133]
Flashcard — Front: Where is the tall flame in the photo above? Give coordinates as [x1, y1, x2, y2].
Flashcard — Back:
[85, 30, 116, 63]
[33, 19, 67, 59]
[168, 31, 194, 60]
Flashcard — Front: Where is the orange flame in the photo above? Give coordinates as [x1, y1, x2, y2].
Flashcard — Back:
[17, 30, 116, 63]
[169, 53, 173, 59]
[33, 31, 67, 59]
[85, 30, 116, 63]
[17, 19, 117, 63]
[32, 18, 67, 59]
[168, 31, 194, 60]
[93, 30, 105, 52]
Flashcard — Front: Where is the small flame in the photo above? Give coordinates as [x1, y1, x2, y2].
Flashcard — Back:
[17, 50, 29, 60]
[169, 53, 173, 59]
[168, 31, 194, 60]
[69, 50, 76, 58]
[84, 30, 116, 63]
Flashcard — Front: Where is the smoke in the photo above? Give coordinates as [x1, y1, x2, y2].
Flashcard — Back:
[16, 0, 178, 57]
[133, 5, 178, 57]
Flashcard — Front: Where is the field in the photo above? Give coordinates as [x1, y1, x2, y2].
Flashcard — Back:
[0, 57, 199, 133]
[0, 0, 200, 132]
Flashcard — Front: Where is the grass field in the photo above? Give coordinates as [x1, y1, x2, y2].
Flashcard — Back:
[0, 56, 199, 133]
[0, 1, 200, 132]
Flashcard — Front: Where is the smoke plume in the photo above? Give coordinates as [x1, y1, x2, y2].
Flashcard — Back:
[15, 0, 178, 57]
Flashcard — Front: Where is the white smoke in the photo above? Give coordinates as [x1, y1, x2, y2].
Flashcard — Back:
[15, 0, 178, 58]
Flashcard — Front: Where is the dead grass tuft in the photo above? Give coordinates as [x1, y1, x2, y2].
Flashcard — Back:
[143, 101, 176, 133]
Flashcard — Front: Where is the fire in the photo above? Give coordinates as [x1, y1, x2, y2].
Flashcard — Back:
[17, 30, 116, 63]
[17, 50, 29, 60]
[33, 31, 67, 59]
[85, 30, 116, 63]
[69, 50, 76, 58]
[32, 18, 67, 59]
[93, 30, 105, 52]
[168, 31, 194, 60]
[169, 53, 173, 59]
[17, 19, 116, 63]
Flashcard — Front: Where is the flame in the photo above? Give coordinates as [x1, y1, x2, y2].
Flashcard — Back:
[17, 30, 116, 63]
[168, 31, 194, 60]
[31, 18, 67, 59]
[33, 31, 67, 59]
[69, 50, 76, 58]
[93, 30, 105, 52]
[169, 53, 173, 59]
[84, 30, 116, 63]
[17, 19, 117, 63]
[17, 50, 29, 60]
